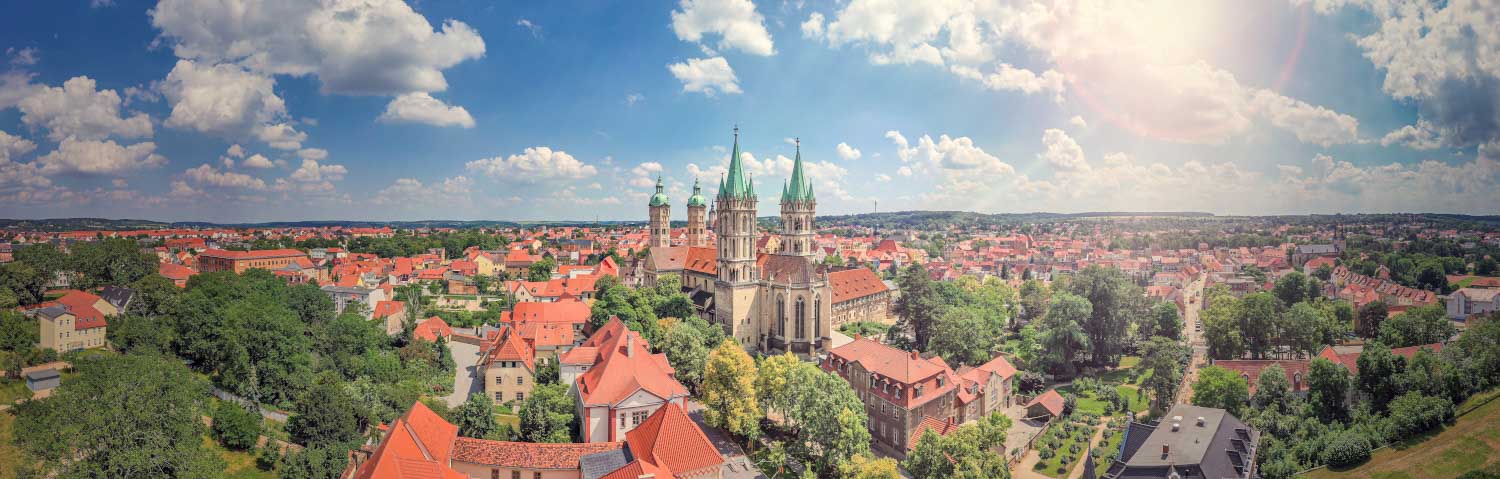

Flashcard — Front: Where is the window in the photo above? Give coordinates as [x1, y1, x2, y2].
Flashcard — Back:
[495, 376, 503, 385]
[512, 472, 521, 479]
[620, 414, 627, 428]
[795, 297, 806, 340]
[515, 392, 525, 401]
[517, 376, 524, 385]
[492, 470, 500, 479]
[777, 295, 786, 337]
[534, 474, 542, 479]
[632, 410, 648, 426]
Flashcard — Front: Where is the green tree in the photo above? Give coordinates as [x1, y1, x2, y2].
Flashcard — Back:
[518, 382, 576, 443]
[893, 263, 943, 350]
[1018, 279, 1051, 323]
[1141, 336, 1185, 412]
[1203, 296, 1245, 359]
[1237, 292, 1279, 358]
[0, 309, 40, 352]
[455, 393, 505, 440]
[1147, 301, 1183, 341]
[280, 445, 348, 479]
[903, 413, 1010, 479]
[287, 378, 362, 447]
[11, 353, 224, 478]
[1356, 301, 1389, 338]
[1038, 293, 1091, 378]
[756, 352, 801, 419]
[655, 294, 697, 321]
[660, 318, 710, 390]
[1387, 391, 1454, 438]
[839, 453, 901, 479]
[1066, 265, 1144, 366]
[1414, 261, 1448, 292]
[702, 340, 761, 439]
[526, 257, 556, 282]
[1378, 305, 1458, 348]
[1253, 363, 1293, 413]
[1273, 271, 1309, 306]
[1307, 357, 1350, 423]
[1279, 302, 1325, 357]
[1191, 365, 1248, 415]
[928, 306, 994, 367]
[1356, 341, 1405, 412]
[212, 401, 263, 451]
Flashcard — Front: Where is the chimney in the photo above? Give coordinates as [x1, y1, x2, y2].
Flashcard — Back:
[911, 350, 921, 360]
[1162, 444, 1170, 455]
[626, 334, 635, 357]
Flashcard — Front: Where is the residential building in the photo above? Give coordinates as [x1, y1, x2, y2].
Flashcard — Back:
[24, 290, 115, 352]
[1101, 404, 1259, 479]
[321, 284, 387, 317]
[196, 248, 308, 273]
[482, 328, 536, 407]
[1448, 287, 1499, 320]
[372, 300, 407, 336]
[820, 336, 960, 458]
[567, 317, 689, 443]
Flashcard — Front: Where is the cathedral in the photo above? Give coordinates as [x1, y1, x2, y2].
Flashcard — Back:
[641, 129, 893, 357]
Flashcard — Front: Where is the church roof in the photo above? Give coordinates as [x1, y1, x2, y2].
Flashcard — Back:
[687, 178, 706, 207]
[782, 140, 814, 204]
[719, 127, 755, 201]
[648, 175, 669, 207]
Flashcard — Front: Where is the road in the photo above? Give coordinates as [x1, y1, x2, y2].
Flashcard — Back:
[1176, 277, 1207, 405]
[442, 338, 484, 408]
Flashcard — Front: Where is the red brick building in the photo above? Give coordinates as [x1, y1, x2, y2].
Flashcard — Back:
[196, 248, 308, 274]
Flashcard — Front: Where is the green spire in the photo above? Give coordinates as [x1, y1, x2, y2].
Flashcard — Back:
[648, 174, 669, 207]
[721, 125, 754, 200]
[785, 138, 814, 203]
[687, 177, 706, 207]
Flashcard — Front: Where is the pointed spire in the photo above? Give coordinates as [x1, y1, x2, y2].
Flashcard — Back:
[688, 177, 706, 207]
[786, 137, 813, 203]
[721, 124, 753, 200]
[649, 174, 669, 206]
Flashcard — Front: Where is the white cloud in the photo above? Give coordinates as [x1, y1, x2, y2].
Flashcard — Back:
[667, 57, 742, 96]
[465, 146, 598, 181]
[625, 93, 644, 106]
[297, 148, 328, 161]
[150, 0, 486, 96]
[875, 173, 892, 182]
[226, 144, 245, 158]
[289, 159, 347, 182]
[1069, 115, 1087, 128]
[19, 76, 153, 141]
[897, 166, 913, 177]
[0, 130, 37, 163]
[949, 63, 1065, 101]
[1381, 119, 1445, 150]
[630, 162, 664, 188]
[516, 18, 541, 38]
[242, 153, 275, 169]
[1039, 128, 1089, 172]
[836, 142, 862, 161]
[801, 12, 825, 38]
[184, 163, 267, 189]
[111, 178, 128, 188]
[0, 71, 42, 109]
[7, 47, 38, 66]
[35, 138, 166, 176]
[886, 129, 1014, 176]
[378, 92, 475, 128]
[374, 175, 473, 207]
[1249, 89, 1361, 147]
[671, 0, 776, 56]
[255, 123, 307, 151]
[159, 60, 286, 140]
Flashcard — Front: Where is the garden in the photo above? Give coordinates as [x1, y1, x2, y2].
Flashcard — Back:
[1033, 411, 1102, 477]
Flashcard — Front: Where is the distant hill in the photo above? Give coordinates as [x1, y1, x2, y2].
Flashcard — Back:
[0, 218, 171, 231]
[814, 210, 1215, 229]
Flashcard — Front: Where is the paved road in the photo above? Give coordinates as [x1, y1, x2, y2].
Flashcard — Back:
[443, 339, 484, 408]
[1177, 278, 1207, 405]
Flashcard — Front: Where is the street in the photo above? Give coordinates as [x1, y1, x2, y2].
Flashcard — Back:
[1177, 277, 1207, 405]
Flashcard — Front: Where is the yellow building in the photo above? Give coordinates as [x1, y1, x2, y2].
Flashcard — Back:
[28, 290, 116, 352]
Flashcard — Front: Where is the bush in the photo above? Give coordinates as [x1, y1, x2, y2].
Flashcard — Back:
[1388, 392, 1453, 439]
[1324, 431, 1372, 468]
[1038, 448, 1055, 460]
[256, 444, 283, 471]
[213, 401, 262, 450]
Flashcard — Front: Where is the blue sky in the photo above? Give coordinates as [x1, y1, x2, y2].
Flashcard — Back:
[0, 0, 1496, 222]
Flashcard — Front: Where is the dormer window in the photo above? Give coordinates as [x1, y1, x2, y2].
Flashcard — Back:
[916, 386, 924, 397]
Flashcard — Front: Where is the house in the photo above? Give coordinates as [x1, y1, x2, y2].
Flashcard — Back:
[157, 262, 197, 287]
[1291, 244, 1339, 269]
[321, 285, 387, 317]
[25, 368, 60, 393]
[1211, 360, 1312, 395]
[372, 300, 407, 336]
[197, 248, 309, 274]
[23, 290, 115, 352]
[954, 355, 1018, 422]
[820, 337, 960, 458]
[1100, 404, 1259, 479]
[350, 401, 723, 479]
[482, 328, 536, 407]
[414, 316, 454, 343]
[1025, 389, 1065, 420]
[827, 267, 894, 327]
[1448, 287, 1499, 320]
[570, 317, 689, 443]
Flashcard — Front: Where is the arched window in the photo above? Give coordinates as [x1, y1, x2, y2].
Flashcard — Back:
[777, 295, 786, 337]
[795, 297, 806, 340]
[814, 295, 822, 340]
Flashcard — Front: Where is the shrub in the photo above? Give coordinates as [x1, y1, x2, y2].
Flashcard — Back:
[213, 401, 262, 450]
[1069, 443, 1082, 454]
[1388, 392, 1453, 439]
[1039, 448, 1055, 460]
[256, 444, 283, 471]
[1324, 431, 1372, 468]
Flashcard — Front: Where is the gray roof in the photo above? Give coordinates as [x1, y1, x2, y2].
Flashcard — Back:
[320, 285, 373, 295]
[25, 369, 59, 380]
[578, 447, 633, 479]
[1109, 405, 1258, 479]
[99, 285, 134, 310]
[1296, 244, 1338, 254]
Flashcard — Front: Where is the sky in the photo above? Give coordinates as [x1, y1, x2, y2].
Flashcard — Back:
[0, 0, 1496, 222]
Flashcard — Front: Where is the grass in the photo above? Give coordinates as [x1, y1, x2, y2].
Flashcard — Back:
[1300, 388, 1500, 479]
[201, 436, 275, 479]
[1033, 417, 1097, 478]
[0, 412, 18, 479]
[0, 379, 31, 405]
[1094, 423, 1126, 478]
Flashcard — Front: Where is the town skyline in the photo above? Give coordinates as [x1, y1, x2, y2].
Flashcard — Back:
[2, 0, 1497, 222]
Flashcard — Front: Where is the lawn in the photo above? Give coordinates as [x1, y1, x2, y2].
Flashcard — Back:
[1033, 415, 1100, 478]
[0, 379, 31, 405]
[0, 412, 18, 479]
[1300, 389, 1500, 479]
[202, 436, 276, 479]
[1093, 420, 1127, 478]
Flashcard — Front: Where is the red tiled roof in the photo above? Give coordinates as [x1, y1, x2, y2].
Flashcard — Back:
[355, 401, 464, 479]
[507, 301, 590, 325]
[617, 403, 723, 478]
[908, 417, 960, 451]
[1212, 360, 1312, 394]
[373, 300, 406, 319]
[485, 331, 536, 371]
[450, 438, 620, 470]
[1026, 389, 1065, 417]
[576, 318, 687, 406]
[157, 262, 197, 281]
[199, 248, 306, 260]
[53, 290, 108, 329]
[413, 316, 453, 343]
[829, 268, 889, 303]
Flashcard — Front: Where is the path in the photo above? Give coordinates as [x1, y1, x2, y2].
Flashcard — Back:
[1177, 277, 1207, 405]
[441, 338, 484, 408]
[1013, 421, 1108, 479]
[212, 387, 289, 422]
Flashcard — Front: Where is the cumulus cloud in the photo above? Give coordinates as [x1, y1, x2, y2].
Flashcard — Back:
[1249, 89, 1361, 147]
[671, 0, 776, 56]
[255, 123, 307, 151]
[159, 60, 286, 140]
[297, 148, 327, 161]
[0, 130, 37, 163]
[667, 57, 741, 96]
[149, 0, 486, 96]
[836, 142, 862, 161]
[1039, 129, 1088, 172]
[885, 129, 1015, 176]
[241, 154, 274, 169]
[875, 173, 892, 182]
[184, 163, 267, 189]
[19, 76, 153, 141]
[378, 92, 475, 128]
[466, 146, 598, 181]
[1381, 119, 1445, 150]
[226, 144, 245, 158]
[625, 93, 644, 106]
[801, 12, 825, 39]
[0, 71, 42, 109]
[7, 47, 38, 66]
[630, 162, 664, 188]
[289, 159, 347, 182]
[374, 175, 473, 207]
[949, 64, 1065, 101]
[35, 138, 166, 176]
[1069, 115, 1087, 129]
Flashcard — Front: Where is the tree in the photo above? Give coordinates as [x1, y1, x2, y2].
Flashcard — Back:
[1066, 265, 1144, 366]
[0, 309, 39, 352]
[756, 352, 801, 419]
[1038, 293, 1091, 378]
[212, 401, 263, 451]
[1378, 305, 1458, 348]
[1141, 336, 1185, 412]
[65, 237, 158, 289]
[702, 340, 761, 439]
[518, 383, 576, 443]
[1279, 302, 1325, 357]
[1191, 365, 1248, 416]
[839, 453, 901, 479]
[903, 413, 1010, 479]
[280, 445, 348, 479]
[287, 378, 362, 447]
[1387, 391, 1454, 438]
[1237, 292, 1279, 358]
[1313, 264, 1334, 281]
[1147, 301, 1182, 341]
[527, 257, 556, 282]
[1018, 279, 1050, 323]
[776, 362, 870, 474]
[660, 318, 711, 390]
[11, 353, 224, 478]
[1476, 257, 1498, 276]
[893, 264, 943, 350]
[1274, 272, 1310, 306]
[1203, 296, 1245, 359]
[1323, 431, 1371, 468]
[1414, 261, 1448, 292]
[928, 306, 994, 367]
[1356, 341, 1404, 412]
[1307, 357, 1350, 423]
[455, 393, 505, 440]
[1253, 363, 1293, 413]
[1356, 301, 1389, 338]
[655, 294, 697, 321]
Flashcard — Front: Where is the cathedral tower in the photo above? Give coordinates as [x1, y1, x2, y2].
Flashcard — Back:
[648, 175, 670, 249]
[686, 178, 707, 247]
[714, 127, 761, 348]
[779, 139, 816, 256]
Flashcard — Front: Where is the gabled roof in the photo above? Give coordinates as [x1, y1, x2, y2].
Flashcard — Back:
[485, 330, 536, 372]
[413, 316, 453, 343]
[613, 403, 723, 478]
[576, 317, 686, 407]
[507, 301, 590, 325]
[373, 300, 406, 319]
[452, 438, 620, 470]
[908, 417, 960, 451]
[828, 267, 888, 303]
[1026, 389, 1065, 417]
[355, 401, 465, 479]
